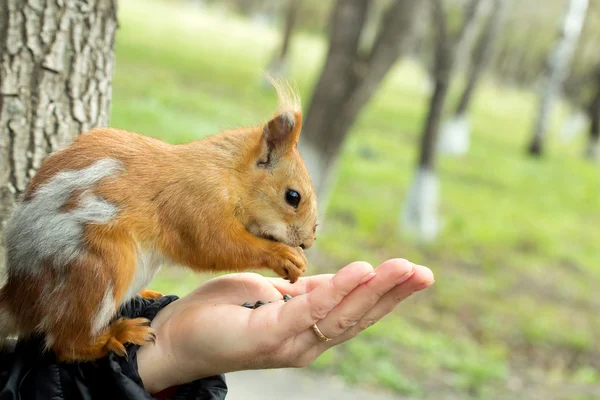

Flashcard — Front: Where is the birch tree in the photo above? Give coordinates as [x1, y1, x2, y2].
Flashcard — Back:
[527, 0, 589, 156]
[439, 0, 510, 156]
[0, 0, 118, 263]
[402, 0, 481, 242]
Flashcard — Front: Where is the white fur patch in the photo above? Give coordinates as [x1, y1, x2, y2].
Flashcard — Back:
[44, 334, 55, 349]
[92, 284, 116, 334]
[5, 158, 122, 277]
[121, 246, 165, 304]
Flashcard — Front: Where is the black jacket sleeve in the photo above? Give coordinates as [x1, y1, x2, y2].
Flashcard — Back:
[0, 295, 228, 400]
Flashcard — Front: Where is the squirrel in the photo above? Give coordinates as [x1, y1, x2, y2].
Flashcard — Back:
[0, 80, 318, 362]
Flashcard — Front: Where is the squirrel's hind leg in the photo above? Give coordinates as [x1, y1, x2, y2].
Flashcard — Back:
[54, 317, 155, 362]
[47, 226, 156, 362]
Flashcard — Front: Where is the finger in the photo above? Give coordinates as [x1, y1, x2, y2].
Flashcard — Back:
[271, 261, 375, 340]
[321, 264, 434, 347]
[290, 264, 434, 367]
[308, 259, 416, 341]
[267, 274, 335, 297]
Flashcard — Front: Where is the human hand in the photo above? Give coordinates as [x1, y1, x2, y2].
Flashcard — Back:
[137, 259, 434, 394]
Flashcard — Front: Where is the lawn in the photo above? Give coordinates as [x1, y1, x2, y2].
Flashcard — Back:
[112, 0, 600, 398]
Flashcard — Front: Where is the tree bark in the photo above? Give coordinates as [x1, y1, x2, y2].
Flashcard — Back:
[0, 0, 118, 253]
[301, 0, 421, 206]
[527, 0, 588, 156]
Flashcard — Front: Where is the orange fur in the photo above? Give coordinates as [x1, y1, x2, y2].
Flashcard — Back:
[0, 81, 318, 362]
[139, 289, 163, 300]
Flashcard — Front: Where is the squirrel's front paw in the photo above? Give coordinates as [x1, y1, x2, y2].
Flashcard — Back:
[269, 245, 307, 283]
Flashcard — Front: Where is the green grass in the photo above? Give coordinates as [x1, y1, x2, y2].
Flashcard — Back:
[112, 0, 600, 397]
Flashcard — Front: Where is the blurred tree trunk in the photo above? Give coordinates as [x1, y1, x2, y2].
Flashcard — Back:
[527, 0, 588, 156]
[402, 0, 480, 242]
[585, 68, 600, 160]
[455, 0, 508, 116]
[439, 0, 509, 156]
[301, 0, 421, 210]
[416, 0, 481, 168]
[0, 0, 118, 267]
[266, 0, 301, 78]
[452, 0, 490, 74]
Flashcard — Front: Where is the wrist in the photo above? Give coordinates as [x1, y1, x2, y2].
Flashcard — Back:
[137, 340, 175, 394]
[137, 334, 225, 393]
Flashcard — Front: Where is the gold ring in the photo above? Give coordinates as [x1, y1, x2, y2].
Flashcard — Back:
[311, 323, 331, 342]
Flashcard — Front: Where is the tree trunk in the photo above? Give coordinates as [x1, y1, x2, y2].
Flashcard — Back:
[300, 0, 370, 203]
[0, 0, 118, 264]
[558, 108, 586, 143]
[301, 0, 421, 209]
[452, 0, 489, 74]
[586, 111, 600, 161]
[278, 0, 298, 61]
[417, 0, 457, 171]
[402, 0, 480, 242]
[420, 79, 450, 170]
[266, 0, 301, 79]
[438, 0, 509, 156]
[527, 0, 588, 156]
[585, 69, 600, 160]
[455, 0, 508, 116]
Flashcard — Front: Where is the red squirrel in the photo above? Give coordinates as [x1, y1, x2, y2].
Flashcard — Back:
[0, 80, 317, 362]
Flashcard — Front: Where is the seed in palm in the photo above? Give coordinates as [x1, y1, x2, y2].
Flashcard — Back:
[241, 302, 254, 309]
[240, 294, 293, 309]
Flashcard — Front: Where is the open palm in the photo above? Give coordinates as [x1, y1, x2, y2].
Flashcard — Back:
[137, 259, 434, 394]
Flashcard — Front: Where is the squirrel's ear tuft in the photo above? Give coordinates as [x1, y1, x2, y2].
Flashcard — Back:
[257, 111, 302, 167]
[257, 76, 303, 167]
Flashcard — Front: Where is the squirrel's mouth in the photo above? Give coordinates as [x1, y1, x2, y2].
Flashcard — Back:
[258, 232, 305, 249]
[257, 232, 291, 246]
[246, 223, 289, 245]
[262, 234, 279, 242]
[255, 230, 309, 250]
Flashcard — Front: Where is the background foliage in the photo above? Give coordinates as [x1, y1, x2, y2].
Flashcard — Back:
[112, 0, 600, 398]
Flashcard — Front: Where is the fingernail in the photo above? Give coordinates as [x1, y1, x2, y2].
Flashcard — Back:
[360, 272, 376, 284]
[414, 281, 434, 291]
[394, 269, 415, 285]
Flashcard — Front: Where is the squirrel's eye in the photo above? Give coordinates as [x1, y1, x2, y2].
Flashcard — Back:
[285, 189, 301, 208]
